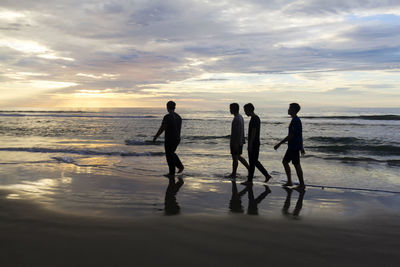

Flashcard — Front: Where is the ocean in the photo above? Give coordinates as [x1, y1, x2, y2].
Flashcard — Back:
[0, 107, 399, 217]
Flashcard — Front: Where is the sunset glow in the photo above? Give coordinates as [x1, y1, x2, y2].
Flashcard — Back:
[0, 1, 399, 108]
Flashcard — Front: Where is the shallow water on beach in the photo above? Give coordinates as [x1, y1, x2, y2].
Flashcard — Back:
[0, 107, 399, 218]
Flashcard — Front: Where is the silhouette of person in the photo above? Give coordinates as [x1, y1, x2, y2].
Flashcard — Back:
[229, 180, 248, 213]
[153, 101, 184, 178]
[274, 103, 305, 190]
[164, 177, 184, 215]
[282, 187, 292, 216]
[293, 189, 305, 216]
[227, 103, 249, 178]
[241, 103, 272, 186]
[247, 185, 271, 215]
[282, 187, 305, 218]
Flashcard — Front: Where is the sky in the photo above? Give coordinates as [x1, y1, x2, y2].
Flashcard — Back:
[0, 0, 400, 109]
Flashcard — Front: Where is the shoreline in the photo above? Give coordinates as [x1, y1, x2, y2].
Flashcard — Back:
[1, 189, 400, 266]
[2, 170, 400, 220]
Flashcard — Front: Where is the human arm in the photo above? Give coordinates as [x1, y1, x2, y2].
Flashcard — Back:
[275, 118, 301, 151]
[231, 117, 241, 147]
[274, 134, 293, 150]
[301, 140, 305, 155]
[153, 124, 166, 142]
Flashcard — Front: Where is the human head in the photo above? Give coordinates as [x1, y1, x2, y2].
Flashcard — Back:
[166, 101, 176, 111]
[243, 103, 255, 116]
[230, 103, 239, 114]
[288, 103, 301, 116]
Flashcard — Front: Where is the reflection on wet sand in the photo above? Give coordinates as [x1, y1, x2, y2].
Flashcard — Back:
[247, 185, 271, 215]
[229, 181, 272, 215]
[164, 176, 184, 215]
[3, 173, 73, 202]
[229, 181, 247, 213]
[228, 182, 306, 217]
[282, 187, 305, 218]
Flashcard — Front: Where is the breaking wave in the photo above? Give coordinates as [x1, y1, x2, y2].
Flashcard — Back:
[303, 115, 400, 121]
[307, 144, 400, 156]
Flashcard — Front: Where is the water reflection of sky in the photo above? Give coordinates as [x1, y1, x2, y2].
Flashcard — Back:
[1, 160, 400, 219]
[1, 148, 400, 219]
[5, 175, 72, 204]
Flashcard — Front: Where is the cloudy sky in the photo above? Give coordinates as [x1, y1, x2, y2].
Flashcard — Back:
[1, 0, 399, 108]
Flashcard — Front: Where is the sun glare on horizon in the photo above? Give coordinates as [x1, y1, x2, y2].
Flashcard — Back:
[0, 2, 399, 109]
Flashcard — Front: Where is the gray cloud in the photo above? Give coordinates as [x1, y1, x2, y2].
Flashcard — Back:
[283, 0, 400, 15]
[1, 0, 400, 107]
[324, 87, 366, 95]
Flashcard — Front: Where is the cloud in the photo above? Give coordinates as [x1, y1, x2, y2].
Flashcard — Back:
[325, 87, 366, 95]
[283, 0, 400, 16]
[0, 0, 400, 107]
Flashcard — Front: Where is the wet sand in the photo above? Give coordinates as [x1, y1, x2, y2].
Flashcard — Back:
[1, 188, 400, 267]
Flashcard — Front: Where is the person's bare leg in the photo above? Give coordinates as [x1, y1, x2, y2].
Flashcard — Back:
[238, 155, 249, 170]
[240, 154, 252, 185]
[294, 164, 305, 189]
[228, 154, 239, 178]
[283, 161, 292, 186]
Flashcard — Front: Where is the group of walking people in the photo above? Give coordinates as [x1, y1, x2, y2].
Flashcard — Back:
[153, 101, 306, 191]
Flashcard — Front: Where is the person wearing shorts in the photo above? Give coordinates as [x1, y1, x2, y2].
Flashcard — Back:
[274, 103, 305, 190]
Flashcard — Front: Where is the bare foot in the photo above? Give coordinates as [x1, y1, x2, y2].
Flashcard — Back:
[240, 180, 253, 186]
[294, 184, 306, 192]
[283, 187, 293, 193]
[177, 167, 184, 173]
[163, 173, 175, 179]
[226, 173, 237, 179]
[264, 174, 272, 183]
[282, 182, 293, 187]
[263, 185, 272, 194]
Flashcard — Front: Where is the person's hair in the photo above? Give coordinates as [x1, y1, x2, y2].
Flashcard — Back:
[290, 103, 301, 114]
[244, 103, 254, 112]
[166, 101, 176, 110]
[230, 103, 239, 113]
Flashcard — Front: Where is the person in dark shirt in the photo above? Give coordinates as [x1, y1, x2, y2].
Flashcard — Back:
[164, 176, 184, 215]
[242, 103, 272, 185]
[153, 101, 184, 177]
[274, 103, 305, 190]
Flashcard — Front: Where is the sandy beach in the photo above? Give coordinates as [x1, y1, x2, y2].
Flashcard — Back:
[2, 0, 400, 264]
[0, 108, 399, 266]
[1, 179, 400, 267]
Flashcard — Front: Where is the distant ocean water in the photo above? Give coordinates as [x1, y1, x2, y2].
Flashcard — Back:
[0, 107, 399, 216]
